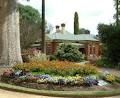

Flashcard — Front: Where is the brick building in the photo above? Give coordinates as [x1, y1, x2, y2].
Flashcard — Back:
[45, 24, 101, 60]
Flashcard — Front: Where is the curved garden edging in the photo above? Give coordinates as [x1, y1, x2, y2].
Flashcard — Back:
[0, 83, 120, 98]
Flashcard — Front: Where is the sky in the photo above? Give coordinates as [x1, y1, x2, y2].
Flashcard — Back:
[18, 0, 115, 35]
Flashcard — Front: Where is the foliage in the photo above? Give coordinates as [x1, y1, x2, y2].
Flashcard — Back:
[29, 51, 48, 61]
[1, 69, 15, 82]
[79, 28, 90, 34]
[13, 61, 98, 76]
[19, 4, 41, 49]
[49, 55, 57, 61]
[45, 23, 53, 34]
[74, 12, 80, 35]
[19, 4, 52, 49]
[104, 74, 116, 83]
[55, 43, 83, 62]
[115, 76, 120, 83]
[74, 75, 84, 85]
[22, 49, 48, 62]
[84, 76, 98, 87]
[98, 23, 120, 66]
[98, 72, 116, 83]
[96, 57, 113, 68]
[117, 63, 120, 69]
[113, 0, 120, 26]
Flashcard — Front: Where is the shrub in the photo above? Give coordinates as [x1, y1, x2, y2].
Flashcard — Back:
[98, 24, 120, 65]
[1, 69, 15, 82]
[96, 57, 113, 68]
[49, 55, 57, 61]
[22, 54, 30, 62]
[22, 49, 48, 62]
[55, 43, 83, 62]
[30, 52, 48, 61]
[116, 76, 120, 83]
[1, 69, 15, 78]
[74, 75, 84, 85]
[104, 74, 116, 83]
[117, 63, 120, 69]
[13, 61, 98, 76]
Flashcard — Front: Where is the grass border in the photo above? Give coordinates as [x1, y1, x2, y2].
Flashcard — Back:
[0, 83, 120, 97]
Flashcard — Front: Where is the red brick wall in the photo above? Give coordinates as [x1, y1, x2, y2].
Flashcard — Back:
[46, 41, 59, 54]
[46, 41, 101, 61]
[86, 42, 100, 60]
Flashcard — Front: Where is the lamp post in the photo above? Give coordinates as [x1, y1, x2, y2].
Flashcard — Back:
[41, 0, 46, 53]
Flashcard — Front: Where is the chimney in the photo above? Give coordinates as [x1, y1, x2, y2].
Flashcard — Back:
[56, 25, 60, 33]
[61, 23, 65, 34]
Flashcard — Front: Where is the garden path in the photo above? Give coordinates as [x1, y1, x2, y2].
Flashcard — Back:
[0, 89, 120, 98]
[0, 89, 60, 98]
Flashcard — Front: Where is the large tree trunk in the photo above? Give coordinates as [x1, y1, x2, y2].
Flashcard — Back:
[0, 0, 22, 66]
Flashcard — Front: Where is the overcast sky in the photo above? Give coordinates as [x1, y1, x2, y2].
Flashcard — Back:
[19, 0, 115, 35]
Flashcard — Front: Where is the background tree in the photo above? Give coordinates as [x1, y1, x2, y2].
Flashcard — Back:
[79, 28, 90, 34]
[46, 23, 53, 34]
[19, 4, 41, 49]
[74, 12, 80, 35]
[23, 0, 46, 53]
[19, 4, 52, 49]
[114, 0, 120, 26]
[98, 23, 120, 66]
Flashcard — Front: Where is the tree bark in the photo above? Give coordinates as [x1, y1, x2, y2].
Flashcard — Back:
[0, 0, 22, 66]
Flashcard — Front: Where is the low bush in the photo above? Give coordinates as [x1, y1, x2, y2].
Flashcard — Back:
[49, 55, 57, 61]
[1, 69, 15, 82]
[13, 61, 97, 76]
[55, 43, 84, 62]
[96, 57, 113, 68]
[104, 74, 116, 83]
[115, 76, 120, 83]
[22, 48, 48, 62]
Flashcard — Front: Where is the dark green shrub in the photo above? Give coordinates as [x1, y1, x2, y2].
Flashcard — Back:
[49, 55, 57, 61]
[55, 43, 83, 62]
[98, 24, 120, 66]
[96, 57, 113, 68]
[117, 63, 120, 69]
[116, 76, 120, 83]
[22, 55, 30, 62]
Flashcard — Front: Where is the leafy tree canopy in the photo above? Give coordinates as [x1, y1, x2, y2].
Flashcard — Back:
[19, 4, 41, 24]
[79, 28, 90, 34]
[19, 4, 41, 49]
[19, 4, 52, 49]
[98, 23, 120, 65]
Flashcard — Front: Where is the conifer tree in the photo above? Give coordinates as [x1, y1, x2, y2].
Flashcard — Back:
[74, 12, 80, 35]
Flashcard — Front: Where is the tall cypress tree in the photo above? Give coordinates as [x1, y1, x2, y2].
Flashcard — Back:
[114, 0, 120, 26]
[74, 12, 80, 35]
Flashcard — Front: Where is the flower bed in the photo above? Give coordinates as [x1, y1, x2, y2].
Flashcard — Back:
[13, 60, 97, 76]
[1, 61, 120, 91]
[1, 69, 120, 91]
